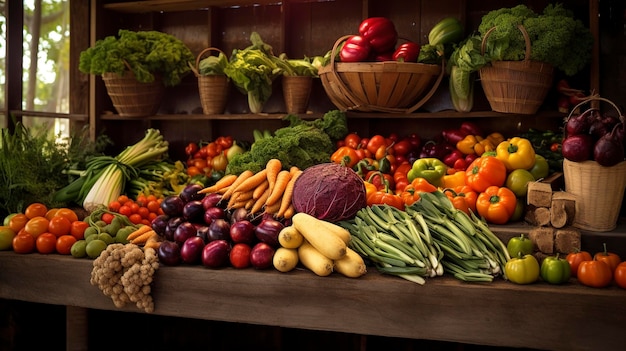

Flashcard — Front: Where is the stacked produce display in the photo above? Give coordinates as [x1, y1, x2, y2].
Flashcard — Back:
[1, 5, 625, 316]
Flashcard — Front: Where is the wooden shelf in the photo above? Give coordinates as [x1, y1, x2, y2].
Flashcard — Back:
[103, 0, 317, 13]
[0, 250, 624, 350]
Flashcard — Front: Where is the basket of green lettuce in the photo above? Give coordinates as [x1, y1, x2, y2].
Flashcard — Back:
[192, 47, 230, 114]
[447, 4, 593, 114]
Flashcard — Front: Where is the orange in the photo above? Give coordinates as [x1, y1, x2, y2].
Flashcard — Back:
[24, 202, 48, 219]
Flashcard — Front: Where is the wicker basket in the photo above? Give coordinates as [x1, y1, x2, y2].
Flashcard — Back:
[194, 48, 230, 115]
[102, 71, 164, 117]
[479, 25, 553, 115]
[282, 75, 312, 114]
[318, 35, 444, 113]
[562, 97, 626, 232]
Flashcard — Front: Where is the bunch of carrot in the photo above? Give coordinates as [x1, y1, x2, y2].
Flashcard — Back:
[200, 159, 302, 219]
[126, 225, 162, 249]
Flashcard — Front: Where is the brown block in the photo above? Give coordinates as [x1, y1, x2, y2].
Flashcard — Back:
[527, 182, 553, 207]
[528, 227, 554, 254]
[525, 206, 551, 226]
[551, 191, 576, 227]
[554, 227, 581, 255]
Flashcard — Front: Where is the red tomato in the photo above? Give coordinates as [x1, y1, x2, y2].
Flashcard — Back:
[614, 262, 626, 289]
[8, 213, 29, 233]
[593, 244, 622, 272]
[229, 243, 252, 269]
[566, 250, 593, 277]
[24, 202, 48, 219]
[128, 214, 143, 225]
[47, 216, 72, 237]
[577, 260, 613, 288]
[24, 216, 50, 237]
[12, 233, 35, 254]
[56, 235, 77, 255]
[54, 208, 79, 223]
[101, 213, 115, 225]
[147, 200, 161, 214]
[35, 232, 57, 254]
[70, 221, 89, 240]
[393, 139, 412, 156]
[343, 133, 361, 149]
[108, 201, 122, 212]
[138, 207, 150, 219]
[118, 205, 133, 217]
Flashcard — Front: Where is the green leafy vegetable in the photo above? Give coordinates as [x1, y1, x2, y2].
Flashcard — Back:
[196, 51, 229, 76]
[79, 29, 195, 86]
[223, 32, 284, 113]
[225, 110, 348, 175]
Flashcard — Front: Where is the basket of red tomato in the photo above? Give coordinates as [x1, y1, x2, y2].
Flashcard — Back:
[318, 17, 443, 114]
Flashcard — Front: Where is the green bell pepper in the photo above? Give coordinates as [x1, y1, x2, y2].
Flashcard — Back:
[506, 234, 534, 258]
[540, 254, 571, 284]
[407, 158, 447, 186]
[505, 253, 540, 284]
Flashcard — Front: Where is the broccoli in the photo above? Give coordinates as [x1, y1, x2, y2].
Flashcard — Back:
[225, 110, 348, 175]
[473, 4, 593, 76]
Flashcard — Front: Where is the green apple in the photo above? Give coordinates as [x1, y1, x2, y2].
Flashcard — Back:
[0, 226, 17, 251]
[3, 213, 17, 227]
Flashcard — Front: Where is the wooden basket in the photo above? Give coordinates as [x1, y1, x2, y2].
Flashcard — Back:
[102, 71, 164, 117]
[282, 75, 312, 114]
[562, 97, 626, 232]
[318, 35, 444, 113]
[479, 25, 553, 115]
[194, 47, 230, 115]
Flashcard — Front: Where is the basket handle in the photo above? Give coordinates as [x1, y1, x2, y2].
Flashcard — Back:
[566, 95, 625, 124]
[193, 47, 226, 77]
[326, 35, 445, 113]
[481, 24, 531, 63]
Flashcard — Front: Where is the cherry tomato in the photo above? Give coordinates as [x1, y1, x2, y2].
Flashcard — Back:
[45, 208, 59, 220]
[566, 250, 593, 277]
[215, 136, 233, 149]
[24, 216, 50, 238]
[101, 213, 115, 225]
[117, 195, 130, 205]
[118, 205, 133, 217]
[35, 232, 57, 254]
[147, 200, 161, 214]
[108, 201, 122, 212]
[47, 216, 72, 237]
[12, 233, 35, 254]
[614, 262, 626, 289]
[70, 221, 90, 240]
[138, 207, 150, 219]
[56, 235, 77, 255]
[343, 133, 361, 149]
[128, 214, 143, 225]
[577, 260, 613, 288]
[229, 243, 252, 269]
[24, 202, 48, 219]
[185, 142, 199, 157]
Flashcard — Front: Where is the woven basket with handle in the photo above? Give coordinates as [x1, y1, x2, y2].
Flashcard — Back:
[562, 96, 626, 232]
[479, 25, 553, 115]
[194, 47, 230, 115]
[318, 35, 444, 113]
[102, 68, 164, 118]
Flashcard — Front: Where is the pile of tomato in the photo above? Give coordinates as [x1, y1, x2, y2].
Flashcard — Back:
[2, 203, 88, 255]
[107, 194, 164, 226]
[184, 136, 243, 178]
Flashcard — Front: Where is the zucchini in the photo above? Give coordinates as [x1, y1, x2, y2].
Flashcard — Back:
[292, 212, 347, 260]
[334, 247, 367, 278]
[298, 241, 334, 277]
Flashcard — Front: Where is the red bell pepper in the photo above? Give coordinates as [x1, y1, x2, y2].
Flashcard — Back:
[339, 35, 371, 62]
[392, 42, 420, 62]
[443, 149, 464, 168]
[358, 17, 398, 53]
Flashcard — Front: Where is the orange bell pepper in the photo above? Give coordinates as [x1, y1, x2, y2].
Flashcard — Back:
[465, 156, 507, 193]
[476, 185, 517, 224]
[330, 146, 360, 168]
[400, 177, 437, 206]
[443, 185, 477, 215]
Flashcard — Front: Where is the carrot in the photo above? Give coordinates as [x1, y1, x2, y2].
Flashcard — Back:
[199, 174, 238, 194]
[265, 170, 291, 207]
[228, 189, 253, 208]
[221, 170, 253, 200]
[244, 198, 256, 210]
[277, 169, 302, 218]
[251, 188, 271, 214]
[283, 204, 295, 219]
[265, 158, 282, 194]
[253, 179, 269, 200]
[130, 231, 157, 245]
[264, 200, 281, 215]
[233, 169, 268, 194]
[126, 225, 154, 242]
[144, 234, 162, 250]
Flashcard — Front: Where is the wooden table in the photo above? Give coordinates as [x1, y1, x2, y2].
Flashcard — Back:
[1, 250, 624, 351]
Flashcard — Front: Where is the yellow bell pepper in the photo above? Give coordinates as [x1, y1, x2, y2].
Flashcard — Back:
[456, 135, 482, 155]
[495, 137, 536, 171]
[441, 170, 466, 189]
[473, 138, 496, 156]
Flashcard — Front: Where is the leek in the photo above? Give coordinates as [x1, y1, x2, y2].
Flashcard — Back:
[56, 129, 169, 211]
